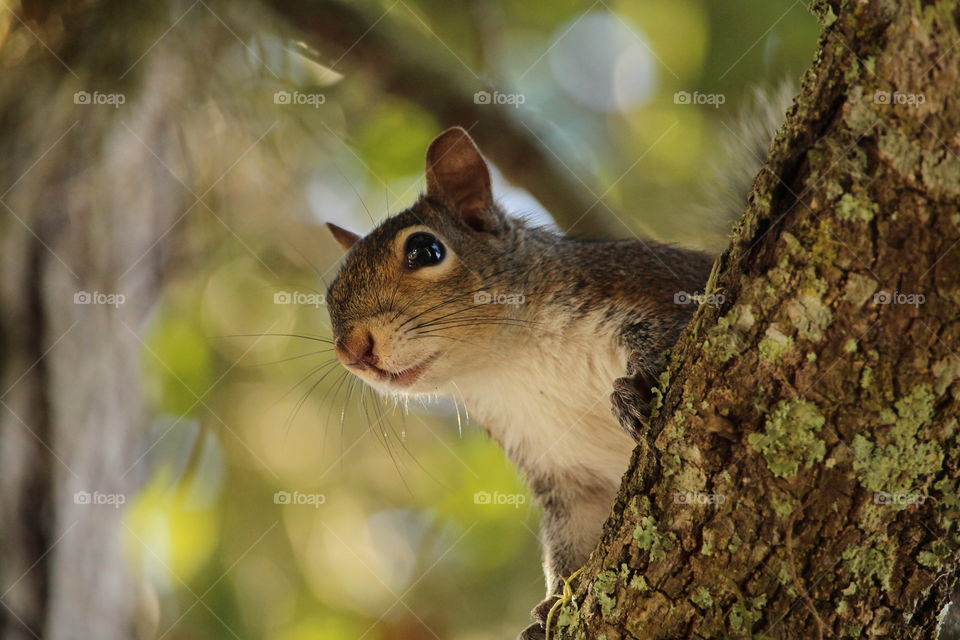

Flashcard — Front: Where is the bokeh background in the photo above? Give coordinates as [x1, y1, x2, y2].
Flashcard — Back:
[0, 1, 818, 638]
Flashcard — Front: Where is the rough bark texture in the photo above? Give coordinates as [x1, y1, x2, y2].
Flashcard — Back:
[552, 1, 960, 638]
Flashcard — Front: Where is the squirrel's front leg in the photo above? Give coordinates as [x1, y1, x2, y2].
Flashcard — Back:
[611, 369, 657, 442]
[519, 487, 608, 640]
[612, 319, 682, 441]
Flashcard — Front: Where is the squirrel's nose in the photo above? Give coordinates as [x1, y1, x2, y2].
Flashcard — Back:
[336, 330, 379, 370]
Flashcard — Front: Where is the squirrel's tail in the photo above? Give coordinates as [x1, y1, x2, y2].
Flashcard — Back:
[703, 80, 798, 232]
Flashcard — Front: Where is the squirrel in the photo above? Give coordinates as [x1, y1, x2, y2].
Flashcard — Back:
[324, 89, 789, 639]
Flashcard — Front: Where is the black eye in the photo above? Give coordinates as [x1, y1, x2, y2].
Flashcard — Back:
[405, 232, 446, 269]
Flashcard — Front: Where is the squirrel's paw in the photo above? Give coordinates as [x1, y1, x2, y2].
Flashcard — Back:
[611, 375, 652, 442]
[516, 596, 558, 640]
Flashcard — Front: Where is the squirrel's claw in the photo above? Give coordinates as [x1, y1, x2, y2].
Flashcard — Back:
[517, 595, 558, 640]
[518, 622, 546, 640]
[611, 375, 652, 442]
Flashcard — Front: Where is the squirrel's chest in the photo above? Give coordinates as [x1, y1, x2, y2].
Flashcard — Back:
[460, 318, 636, 490]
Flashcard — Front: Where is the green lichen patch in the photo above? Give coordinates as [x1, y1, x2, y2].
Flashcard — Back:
[748, 400, 827, 478]
[592, 570, 619, 615]
[729, 595, 767, 633]
[734, 305, 756, 331]
[690, 586, 714, 609]
[705, 311, 745, 363]
[843, 338, 858, 354]
[759, 325, 793, 361]
[933, 477, 960, 509]
[650, 369, 670, 415]
[629, 574, 649, 592]
[860, 365, 874, 389]
[842, 540, 895, 591]
[836, 192, 878, 223]
[633, 516, 671, 562]
[844, 273, 878, 307]
[728, 534, 743, 554]
[916, 538, 954, 570]
[852, 385, 942, 497]
[787, 291, 833, 340]
[878, 127, 960, 198]
[557, 601, 579, 628]
[932, 355, 960, 395]
[771, 496, 797, 519]
[819, 4, 837, 26]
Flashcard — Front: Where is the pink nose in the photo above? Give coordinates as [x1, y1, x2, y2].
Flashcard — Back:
[336, 330, 378, 369]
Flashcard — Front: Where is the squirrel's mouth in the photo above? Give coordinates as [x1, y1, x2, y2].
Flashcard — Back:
[355, 355, 436, 388]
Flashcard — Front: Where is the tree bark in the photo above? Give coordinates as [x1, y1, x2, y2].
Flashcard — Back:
[0, 3, 198, 638]
[552, 1, 960, 638]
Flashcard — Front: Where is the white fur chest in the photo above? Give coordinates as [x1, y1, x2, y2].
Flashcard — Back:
[455, 312, 637, 491]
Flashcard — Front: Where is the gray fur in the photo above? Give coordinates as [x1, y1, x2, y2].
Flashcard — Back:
[701, 80, 797, 232]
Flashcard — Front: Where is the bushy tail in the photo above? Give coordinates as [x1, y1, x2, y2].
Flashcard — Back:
[703, 80, 798, 231]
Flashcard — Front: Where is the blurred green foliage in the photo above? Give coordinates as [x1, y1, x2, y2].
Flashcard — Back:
[120, 0, 819, 638]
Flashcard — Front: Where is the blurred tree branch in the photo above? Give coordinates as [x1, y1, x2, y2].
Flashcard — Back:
[265, 0, 620, 237]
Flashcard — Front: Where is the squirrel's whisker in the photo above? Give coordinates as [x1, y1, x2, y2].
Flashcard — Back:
[276, 359, 341, 406]
[237, 349, 334, 368]
[215, 332, 334, 344]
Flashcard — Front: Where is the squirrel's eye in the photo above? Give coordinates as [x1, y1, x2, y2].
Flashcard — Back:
[405, 232, 446, 269]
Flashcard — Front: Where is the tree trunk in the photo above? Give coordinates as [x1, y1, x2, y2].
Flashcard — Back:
[552, 1, 960, 638]
[0, 3, 195, 638]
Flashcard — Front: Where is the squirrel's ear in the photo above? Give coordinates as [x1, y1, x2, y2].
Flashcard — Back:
[425, 127, 501, 233]
[326, 222, 361, 252]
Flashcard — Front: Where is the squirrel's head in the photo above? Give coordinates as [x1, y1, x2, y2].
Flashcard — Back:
[325, 127, 526, 397]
